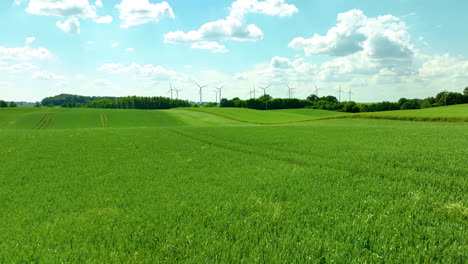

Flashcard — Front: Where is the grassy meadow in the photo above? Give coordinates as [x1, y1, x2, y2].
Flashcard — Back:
[0, 106, 467, 263]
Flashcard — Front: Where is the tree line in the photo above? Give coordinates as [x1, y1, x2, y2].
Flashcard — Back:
[218, 88, 468, 113]
[41, 94, 119, 107]
[3, 87, 467, 112]
[62, 96, 190, 109]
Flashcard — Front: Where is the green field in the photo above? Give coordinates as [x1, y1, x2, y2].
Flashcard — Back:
[0, 106, 467, 263]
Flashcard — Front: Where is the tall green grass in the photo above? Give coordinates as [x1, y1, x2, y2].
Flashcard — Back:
[0, 107, 466, 262]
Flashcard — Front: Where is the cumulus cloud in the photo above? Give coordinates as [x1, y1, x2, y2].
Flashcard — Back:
[25, 37, 36, 45]
[271, 56, 293, 68]
[32, 70, 65, 80]
[0, 45, 53, 61]
[126, 48, 135, 53]
[95, 0, 103, 8]
[418, 54, 468, 78]
[94, 15, 113, 23]
[26, 0, 97, 18]
[24, 0, 112, 34]
[56, 17, 80, 34]
[164, 0, 297, 51]
[191, 42, 229, 53]
[288, 9, 416, 80]
[115, 0, 175, 28]
[289, 9, 414, 60]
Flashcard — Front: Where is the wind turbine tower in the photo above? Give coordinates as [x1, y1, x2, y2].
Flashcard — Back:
[286, 84, 296, 99]
[348, 87, 353, 102]
[194, 82, 208, 105]
[213, 89, 219, 104]
[174, 88, 181, 100]
[314, 84, 322, 97]
[217, 85, 224, 101]
[168, 83, 175, 100]
[337, 86, 344, 102]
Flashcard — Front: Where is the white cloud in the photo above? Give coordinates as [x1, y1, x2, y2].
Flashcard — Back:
[26, 0, 97, 18]
[231, 0, 298, 17]
[115, 0, 175, 28]
[25, 37, 36, 45]
[95, 0, 103, 8]
[111, 42, 119, 48]
[191, 42, 229, 53]
[289, 9, 414, 60]
[94, 15, 112, 23]
[32, 70, 65, 80]
[418, 54, 468, 78]
[25, 0, 112, 34]
[0, 45, 53, 61]
[164, 0, 297, 50]
[234, 73, 249, 80]
[126, 48, 135, 52]
[56, 17, 80, 34]
[271, 56, 293, 68]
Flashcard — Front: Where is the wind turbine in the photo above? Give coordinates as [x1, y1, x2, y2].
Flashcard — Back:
[286, 84, 296, 99]
[168, 83, 175, 100]
[258, 84, 271, 96]
[194, 82, 208, 105]
[337, 86, 344, 102]
[348, 87, 353, 102]
[213, 89, 219, 104]
[217, 85, 224, 101]
[174, 88, 181, 100]
[314, 84, 322, 97]
[250, 85, 259, 99]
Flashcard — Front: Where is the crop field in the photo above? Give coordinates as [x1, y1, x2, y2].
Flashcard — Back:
[0, 106, 467, 263]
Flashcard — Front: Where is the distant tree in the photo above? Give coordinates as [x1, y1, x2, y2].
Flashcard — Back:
[321, 95, 338, 103]
[464, 87, 468, 95]
[47, 103, 55, 107]
[400, 99, 422, 110]
[203, 102, 217, 107]
[8, 102, 17, 107]
[435, 92, 464, 106]
[257, 94, 272, 102]
[398, 98, 408, 107]
[0, 100, 7, 107]
[307, 94, 319, 101]
[342, 101, 360, 113]
[34, 102, 42, 107]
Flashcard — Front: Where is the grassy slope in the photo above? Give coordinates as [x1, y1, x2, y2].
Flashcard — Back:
[0, 108, 244, 130]
[355, 104, 468, 122]
[183, 104, 468, 124]
[182, 107, 348, 124]
[0, 118, 466, 263]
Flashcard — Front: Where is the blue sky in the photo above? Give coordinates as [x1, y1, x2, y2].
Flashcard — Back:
[1, 0, 467, 102]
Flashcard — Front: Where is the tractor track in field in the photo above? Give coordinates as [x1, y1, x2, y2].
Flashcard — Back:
[168, 128, 462, 193]
[168, 128, 315, 169]
[34, 114, 55, 130]
[100, 113, 110, 128]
